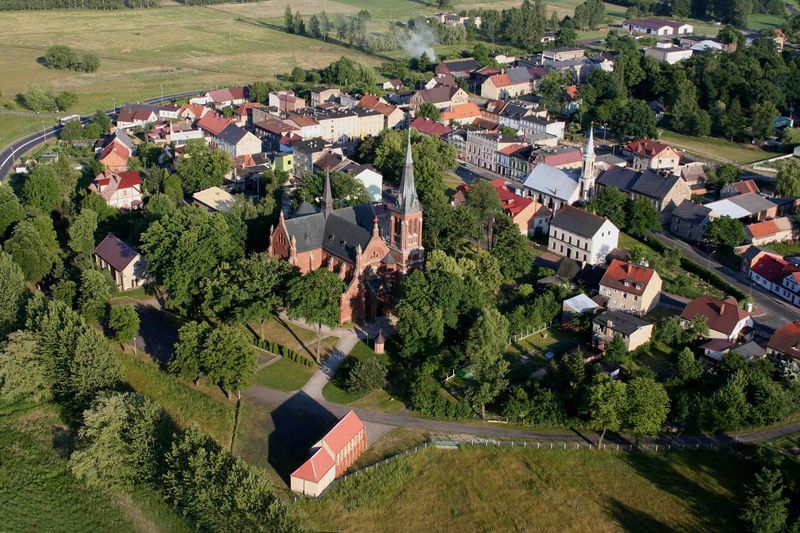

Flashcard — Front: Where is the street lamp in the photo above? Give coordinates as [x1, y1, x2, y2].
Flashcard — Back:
[41, 120, 46, 142]
[707, 248, 717, 271]
[602, 122, 608, 141]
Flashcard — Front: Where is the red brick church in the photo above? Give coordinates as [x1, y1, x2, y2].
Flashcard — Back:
[268, 134, 424, 323]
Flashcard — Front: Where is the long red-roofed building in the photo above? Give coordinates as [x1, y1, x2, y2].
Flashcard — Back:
[453, 179, 551, 235]
[747, 253, 800, 307]
[290, 410, 367, 497]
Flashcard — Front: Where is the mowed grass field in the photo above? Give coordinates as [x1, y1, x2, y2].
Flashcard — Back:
[301, 446, 747, 532]
[0, 3, 382, 147]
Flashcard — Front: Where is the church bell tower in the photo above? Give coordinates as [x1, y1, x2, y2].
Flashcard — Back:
[389, 131, 424, 271]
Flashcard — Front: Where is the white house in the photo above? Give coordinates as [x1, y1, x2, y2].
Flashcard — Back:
[623, 18, 693, 36]
[342, 163, 383, 202]
[644, 44, 693, 64]
[88, 170, 143, 210]
[94, 234, 148, 291]
[211, 124, 262, 157]
[548, 205, 619, 265]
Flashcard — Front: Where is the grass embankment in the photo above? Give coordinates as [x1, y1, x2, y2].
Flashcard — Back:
[660, 130, 772, 165]
[0, 4, 382, 148]
[0, 403, 188, 532]
[322, 341, 404, 411]
[301, 446, 746, 532]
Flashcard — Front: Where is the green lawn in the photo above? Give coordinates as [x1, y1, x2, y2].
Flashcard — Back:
[0, 403, 188, 532]
[322, 341, 404, 411]
[300, 446, 747, 532]
[765, 241, 800, 257]
[660, 130, 771, 165]
[0, 4, 382, 149]
[252, 358, 316, 392]
[250, 316, 339, 360]
[746, 13, 786, 30]
[632, 341, 677, 376]
[507, 327, 579, 358]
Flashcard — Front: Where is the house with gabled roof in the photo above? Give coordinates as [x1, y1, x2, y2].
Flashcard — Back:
[624, 140, 681, 172]
[745, 217, 796, 246]
[548, 205, 619, 265]
[681, 295, 752, 342]
[593, 310, 654, 352]
[767, 321, 800, 361]
[596, 166, 691, 214]
[97, 129, 134, 172]
[440, 102, 481, 125]
[89, 170, 143, 210]
[116, 104, 159, 129]
[435, 58, 480, 78]
[409, 86, 469, 110]
[206, 86, 248, 108]
[599, 259, 662, 315]
[721, 179, 760, 198]
[197, 112, 234, 139]
[670, 200, 716, 242]
[409, 116, 453, 139]
[178, 103, 208, 121]
[704, 193, 778, 223]
[192, 186, 235, 213]
[623, 18, 693, 36]
[210, 123, 262, 157]
[290, 410, 366, 497]
[94, 233, 148, 291]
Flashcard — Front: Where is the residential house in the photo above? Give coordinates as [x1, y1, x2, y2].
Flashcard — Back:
[680, 295, 753, 342]
[454, 179, 549, 235]
[746, 253, 800, 307]
[680, 162, 708, 193]
[435, 58, 480, 78]
[701, 339, 766, 362]
[94, 234, 148, 291]
[313, 150, 349, 173]
[409, 117, 453, 139]
[470, 66, 501, 92]
[425, 73, 458, 89]
[358, 95, 404, 129]
[116, 104, 158, 129]
[382, 79, 403, 91]
[518, 116, 565, 140]
[721, 179, 760, 198]
[596, 166, 691, 215]
[177, 103, 208, 121]
[670, 200, 716, 242]
[290, 411, 366, 497]
[496, 144, 533, 181]
[599, 259, 662, 315]
[644, 44, 693, 64]
[88, 170, 143, 210]
[292, 138, 332, 177]
[206, 86, 248, 108]
[97, 129, 134, 172]
[268, 90, 306, 113]
[530, 145, 582, 169]
[158, 104, 180, 120]
[480, 66, 545, 100]
[440, 102, 482, 125]
[745, 217, 796, 246]
[233, 102, 267, 127]
[593, 310, 654, 352]
[270, 140, 424, 323]
[165, 121, 205, 146]
[211, 124, 262, 157]
[341, 163, 383, 202]
[310, 86, 341, 107]
[542, 48, 585, 61]
[253, 119, 299, 151]
[548, 205, 619, 265]
[464, 131, 518, 172]
[433, 12, 482, 27]
[767, 321, 800, 361]
[704, 193, 778, 223]
[284, 113, 322, 140]
[192, 186, 235, 213]
[623, 18, 693, 36]
[624, 140, 681, 172]
[197, 113, 234, 140]
[409, 86, 469, 110]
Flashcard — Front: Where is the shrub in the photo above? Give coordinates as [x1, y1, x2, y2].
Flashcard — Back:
[346, 358, 387, 395]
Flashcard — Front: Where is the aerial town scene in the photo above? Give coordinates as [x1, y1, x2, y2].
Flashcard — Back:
[2, 0, 800, 531]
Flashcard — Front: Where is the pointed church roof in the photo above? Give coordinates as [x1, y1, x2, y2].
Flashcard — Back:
[395, 131, 421, 215]
[322, 169, 333, 218]
[584, 125, 595, 158]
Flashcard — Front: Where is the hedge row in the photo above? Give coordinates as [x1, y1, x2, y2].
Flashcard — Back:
[255, 338, 315, 367]
[648, 234, 750, 304]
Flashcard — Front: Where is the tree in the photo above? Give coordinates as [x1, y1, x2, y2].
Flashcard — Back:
[705, 215, 745, 249]
[740, 468, 789, 533]
[672, 0, 691, 17]
[588, 378, 627, 446]
[69, 392, 167, 489]
[169, 321, 212, 385]
[284, 5, 294, 32]
[604, 335, 628, 364]
[176, 140, 231, 193]
[589, 185, 627, 228]
[625, 377, 669, 446]
[0, 186, 23, 238]
[0, 331, 49, 404]
[775, 160, 800, 197]
[68, 209, 98, 256]
[205, 326, 258, 398]
[709, 163, 740, 188]
[395, 270, 444, 360]
[0, 252, 26, 337]
[4, 218, 60, 283]
[59, 120, 84, 141]
[108, 305, 140, 344]
[287, 269, 345, 361]
[465, 307, 510, 418]
[490, 215, 535, 280]
[292, 171, 370, 210]
[626, 198, 660, 237]
[610, 99, 657, 139]
[671, 347, 703, 386]
[347, 357, 387, 395]
[415, 102, 441, 121]
[22, 165, 64, 212]
[43, 45, 78, 70]
[78, 269, 114, 322]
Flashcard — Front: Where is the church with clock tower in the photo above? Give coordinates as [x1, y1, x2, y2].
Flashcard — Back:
[268, 133, 424, 323]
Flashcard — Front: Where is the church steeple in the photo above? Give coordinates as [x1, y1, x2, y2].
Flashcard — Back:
[580, 124, 597, 202]
[395, 130, 421, 215]
[584, 124, 595, 158]
[322, 169, 333, 218]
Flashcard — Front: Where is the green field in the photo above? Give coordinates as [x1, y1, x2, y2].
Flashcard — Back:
[253, 358, 316, 392]
[0, 3, 382, 148]
[0, 403, 188, 532]
[301, 446, 746, 532]
[660, 130, 772, 165]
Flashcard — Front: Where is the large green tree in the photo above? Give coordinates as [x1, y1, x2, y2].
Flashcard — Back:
[4, 217, 60, 283]
[465, 307, 510, 418]
[22, 165, 65, 212]
[287, 269, 345, 361]
[108, 305, 140, 344]
[705, 215, 745, 249]
[588, 378, 627, 446]
[0, 251, 27, 336]
[77, 268, 114, 322]
[490, 215, 535, 280]
[740, 468, 789, 533]
[775, 160, 800, 197]
[176, 140, 232, 193]
[67, 208, 98, 256]
[625, 377, 669, 445]
[395, 270, 444, 360]
[0, 331, 49, 404]
[0, 186, 24, 238]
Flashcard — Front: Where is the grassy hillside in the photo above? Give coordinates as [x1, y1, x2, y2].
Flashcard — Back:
[301, 446, 746, 532]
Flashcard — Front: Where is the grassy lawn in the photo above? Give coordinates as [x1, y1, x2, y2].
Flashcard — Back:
[765, 241, 800, 257]
[300, 446, 746, 532]
[746, 13, 786, 30]
[660, 130, 771, 165]
[0, 4, 382, 148]
[250, 316, 338, 360]
[322, 341, 404, 411]
[632, 341, 677, 377]
[351, 428, 430, 470]
[0, 403, 188, 532]
[117, 350, 236, 446]
[252, 358, 316, 392]
[507, 327, 579, 358]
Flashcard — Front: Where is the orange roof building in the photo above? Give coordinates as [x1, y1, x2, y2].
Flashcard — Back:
[440, 102, 481, 125]
[98, 142, 131, 172]
[599, 259, 663, 315]
[624, 139, 681, 171]
[290, 410, 366, 497]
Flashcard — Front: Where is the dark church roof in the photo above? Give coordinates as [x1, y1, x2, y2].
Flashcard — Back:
[285, 203, 376, 263]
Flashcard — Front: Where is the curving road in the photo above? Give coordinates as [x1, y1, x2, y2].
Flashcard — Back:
[0, 90, 206, 182]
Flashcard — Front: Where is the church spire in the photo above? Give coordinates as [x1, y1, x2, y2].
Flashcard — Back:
[322, 169, 333, 218]
[584, 124, 595, 158]
[396, 130, 421, 214]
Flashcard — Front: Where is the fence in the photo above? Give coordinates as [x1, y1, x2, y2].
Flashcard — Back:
[509, 323, 552, 345]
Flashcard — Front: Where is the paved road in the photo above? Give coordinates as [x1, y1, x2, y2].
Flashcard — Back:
[0, 90, 205, 182]
[656, 232, 800, 333]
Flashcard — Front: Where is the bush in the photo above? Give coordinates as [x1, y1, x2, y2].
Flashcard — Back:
[43, 45, 100, 72]
[346, 358, 387, 395]
[108, 305, 140, 344]
[20, 86, 78, 112]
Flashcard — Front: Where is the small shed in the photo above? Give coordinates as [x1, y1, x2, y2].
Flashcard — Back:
[561, 293, 600, 322]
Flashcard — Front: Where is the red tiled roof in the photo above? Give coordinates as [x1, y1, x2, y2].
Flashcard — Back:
[178, 103, 206, 119]
[254, 119, 297, 135]
[768, 321, 800, 358]
[750, 254, 799, 283]
[565, 85, 579, 100]
[680, 295, 749, 336]
[498, 143, 528, 156]
[358, 94, 381, 108]
[487, 73, 514, 88]
[625, 139, 674, 157]
[99, 142, 130, 163]
[441, 102, 481, 121]
[534, 147, 582, 167]
[320, 411, 364, 455]
[600, 259, 657, 296]
[291, 448, 335, 483]
[410, 117, 452, 138]
[491, 179, 533, 217]
[197, 113, 232, 136]
[747, 219, 780, 239]
[733, 180, 760, 195]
